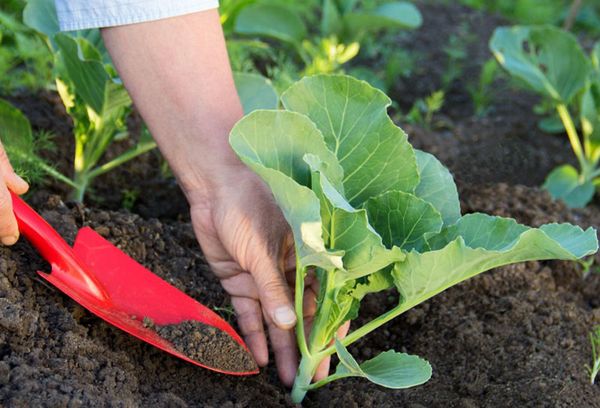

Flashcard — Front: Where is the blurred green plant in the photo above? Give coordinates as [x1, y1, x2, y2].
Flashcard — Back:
[459, 0, 569, 25]
[0, 98, 62, 184]
[467, 58, 499, 117]
[491, 25, 600, 207]
[121, 188, 140, 211]
[587, 326, 600, 384]
[0, 9, 52, 92]
[406, 90, 445, 129]
[229, 0, 421, 77]
[441, 23, 473, 90]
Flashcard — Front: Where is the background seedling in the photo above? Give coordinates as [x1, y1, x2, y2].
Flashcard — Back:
[491, 25, 600, 207]
[587, 326, 600, 384]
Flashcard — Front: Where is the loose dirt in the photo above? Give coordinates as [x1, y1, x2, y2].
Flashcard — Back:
[154, 320, 258, 373]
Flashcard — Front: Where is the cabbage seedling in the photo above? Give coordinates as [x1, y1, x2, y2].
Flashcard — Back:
[491, 26, 600, 207]
[0, 0, 157, 202]
[229, 75, 598, 403]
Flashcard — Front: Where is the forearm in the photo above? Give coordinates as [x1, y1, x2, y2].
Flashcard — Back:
[101, 10, 245, 200]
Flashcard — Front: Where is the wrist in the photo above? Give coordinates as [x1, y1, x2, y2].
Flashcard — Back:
[177, 157, 257, 210]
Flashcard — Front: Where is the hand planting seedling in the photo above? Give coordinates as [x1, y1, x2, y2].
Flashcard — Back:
[229, 74, 599, 403]
[491, 26, 600, 207]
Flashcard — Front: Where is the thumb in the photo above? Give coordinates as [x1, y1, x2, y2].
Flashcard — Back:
[252, 259, 296, 330]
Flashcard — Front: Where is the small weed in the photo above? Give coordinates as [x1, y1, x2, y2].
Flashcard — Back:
[586, 326, 600, 385]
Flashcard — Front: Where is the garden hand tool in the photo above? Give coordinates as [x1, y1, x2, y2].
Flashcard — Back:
[11, 191, 258, 375]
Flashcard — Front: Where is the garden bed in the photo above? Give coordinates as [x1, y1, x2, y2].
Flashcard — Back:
[1, 1, 600, 407]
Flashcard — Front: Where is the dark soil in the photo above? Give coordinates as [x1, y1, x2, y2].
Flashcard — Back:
[153, 320, 258, 373]
[1, 1, 600, 407]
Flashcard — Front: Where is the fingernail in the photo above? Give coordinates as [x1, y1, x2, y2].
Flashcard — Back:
[2, 235, 18, 246]
[273, 306, 296, 327]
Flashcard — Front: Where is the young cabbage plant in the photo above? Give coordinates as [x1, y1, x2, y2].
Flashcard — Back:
[54, 33, 158, 201]
[18, 0, 157, 201]
[229, 75, 599, 403]
[0, 94, 155, 201]
[490, 25, 600, 207]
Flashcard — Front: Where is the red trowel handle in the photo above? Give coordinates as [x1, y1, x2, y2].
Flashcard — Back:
[10, 192, 109, 302]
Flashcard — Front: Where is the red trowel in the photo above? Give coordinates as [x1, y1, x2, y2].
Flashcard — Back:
[10, 191, 258, 375]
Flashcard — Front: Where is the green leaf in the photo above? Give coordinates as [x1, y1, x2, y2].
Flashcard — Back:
[307, 157, 404, 282]
[23, 0, 59, 40]
[414, 150, 460, 226]
[538, 115, 565, 133]
[334, 339, 432, 389]
[99, 80, 131, 123]
[230, 113, 343, 271]
[592, 42, 600, 72]
[282, 75, 419, 206]
[55, 33, 109, 114]
[250, 163, 343, 271]
[581, 81, 600, 161]
[543, 164, 595, 208]
[234, 4, 307, 46]
[0, 98, 33, 151]
[0, 99, 54, 182]
[351, 268, 395, 300]
[490, 26, 590, 104]
[233, 72, 279, 114]
[338, 0, 359, 14]
[365, 191, 443, 252]
[344, 2, 423, 34]
[221, 0, 257, 33]
[229, 110, 343, 189]
[394, 213, 598, 311]
[322, 0, 343, 36]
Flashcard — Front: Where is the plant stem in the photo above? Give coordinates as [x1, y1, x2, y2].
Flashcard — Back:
[307, 371, 351, 390]
[563, 0, 583, 31]
[86, 141, 156, 180]
[588, 168, 600, 180]
[308, 270, 335, 353]
[291, 355, 319, 403]
[295, 259, 309, 356]
[14, 151, 77, 189]
[588, 327, 600, 384]
[71, 171, 89, 202]
[556, 104, 588, 174]
[37, 162, 77, 189]
[320, 302, 406, 358]
[69, 142, 157, 202]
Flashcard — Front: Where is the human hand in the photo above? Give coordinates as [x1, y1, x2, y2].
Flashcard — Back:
[187, 166, 348, 386]
[0, 141, 29, 245]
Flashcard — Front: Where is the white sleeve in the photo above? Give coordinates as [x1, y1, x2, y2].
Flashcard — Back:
[54, 0, 219, 32]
